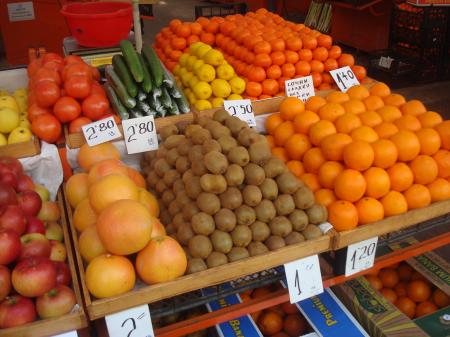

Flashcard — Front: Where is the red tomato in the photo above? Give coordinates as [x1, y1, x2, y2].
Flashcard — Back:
[31, 113, 62, 143]
[34, 80, 61, 108]
[43, 61, 64, 74]
[69, 116, 92, 133]
[62, 63, 92, 82]
[90, 66, 101, 81]
[90, 81, 106, 96]
[28, 104, 51, 122]
[42, 53, 64, 65]
[64, 55, 84, 65]
[32, 67, 61, 86]
[53, 96, 81, 123]
[28, 58, 43, 77]
[81, 94, 110, 120]
[64, 75, 92, 99]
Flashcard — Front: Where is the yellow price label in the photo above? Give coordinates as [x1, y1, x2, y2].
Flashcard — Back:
[90, 56, 113, 67]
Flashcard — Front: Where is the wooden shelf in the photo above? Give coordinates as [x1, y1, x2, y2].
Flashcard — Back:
[0, 137, 40, 159]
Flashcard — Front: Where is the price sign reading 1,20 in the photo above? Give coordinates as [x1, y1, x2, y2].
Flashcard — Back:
[285, 75, 315, 102]
[223, 99, 256, 127]
[105, 304, 154, 337]
[82, 116, 122, 147]
[345, 236, 378, 277]
[122, 116, 159, 154]
[330, 66, 360, 92]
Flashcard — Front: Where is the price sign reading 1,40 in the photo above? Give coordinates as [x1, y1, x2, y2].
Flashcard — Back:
[122, 116, 159, 154]
[81, 116, 122, 147]
[105, 304, 154, 337]
[330, 66, 360, 92]
[223, 99, 256, 127]
[285, 75, 315, 102]
[345, 237, 378, 276]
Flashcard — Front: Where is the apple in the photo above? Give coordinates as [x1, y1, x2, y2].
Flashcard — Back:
[0, 157, 23, 177]
[38, 201, 60, 222]
[20, 233, 51, 260]
[17, 190, 42, 216]
[0, 166, 17, 190]
[25, 216, 46, 234]
[0, 229, 20, 265]
[16, 174, 34, 193]
[0, 182, 17, 207]
[0, 205, 26, 235]
[0, 266, 11, 301]
[45, 222, 63, 242]
[50, 240, 66, 262]
[34, 184, 50, 202]
[54, 261, 71, 286]
[12, 257, 56, 297]
[36, 285, 76, 319]
[0, 295, 36, 328]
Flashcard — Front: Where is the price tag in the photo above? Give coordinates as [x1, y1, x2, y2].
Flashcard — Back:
[285, 76, 315, 102]
[53, 331, 77, 337]
[378, 56, 393, 69]
[82, 116, 121, 147]
[122, 116, 159, 154]
[345, 237, 378, 276]
[223, 99, 256, 127]
[329, 66, 360, 92]
[284, 255, 323, 303]
[105, 304, 154, 337]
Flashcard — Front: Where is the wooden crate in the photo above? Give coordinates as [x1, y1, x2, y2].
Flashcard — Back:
[0, 190, 88, 337]
[0, 137, 40, 159]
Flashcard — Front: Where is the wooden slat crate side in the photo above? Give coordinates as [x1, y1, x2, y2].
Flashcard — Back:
[0, 137, 40, 159]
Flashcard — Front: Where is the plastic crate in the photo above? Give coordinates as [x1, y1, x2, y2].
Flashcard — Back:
[194, 2, 248, 19]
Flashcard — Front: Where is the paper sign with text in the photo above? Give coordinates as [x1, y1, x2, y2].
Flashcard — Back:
[285, 76, 315, 102]
[82, 116, 121, 147]
[122, 116, 158, 154]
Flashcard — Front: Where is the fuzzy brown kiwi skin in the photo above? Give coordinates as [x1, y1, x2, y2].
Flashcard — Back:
[234, 205, 256, 226]
[227, 247, 249, 262]
[250, 221, 271, 242]
[206, 252, 228, 268]
[248, 242, 269, 256]
[302, 224, 323, 240]
[265, 235, 286, 251]
[187, 258, 207, 274]
[188, 235, 213, 259]
[242, 185, 263, 207]
[244, 163, 266, 186]
[191, 212, 215, 235]
[219, 187, 243, 210]
[260, 178, 279, 200]
[306, 204, 328, 224]
[274, 194, 295, 216]
[214, 208, 237, 232]
[289, 209, 309, 231]
[204, 151, 229, 174]
[196, 192, 221, 215]
[210, 230, 233, 254]
[225, 164, 245, 186]
[227, 146, 250, 167]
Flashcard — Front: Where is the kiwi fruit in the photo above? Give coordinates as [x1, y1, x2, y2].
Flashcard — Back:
[285, 232, 305, 245]
[188, 145, 204, 163]
[227, 247, 249, 262]
[191, 212, 215, 235]
[160, 210, 172, 226]
[210, 124, 231, 140]
[225, 164, 245, 186]
[210, 230, 233, 254]
[293, 186, 315, 209]
[219, 187, 243, 210]
[204, 151, 228, 174]
[182, 169, 194, 184]
[200, 174, 227, 194]
[254, 199, 276, 222]
[185, 176, 202, 199]
[213, 108, 230, 123]
[192, 159, 208, 176]
[175, 156, 190, 174]
[156, 146, 168, 159]
[196, 192, 221, 215]
[191, 128, 212, 145]
[163, 169, 180, 187]
[186, 258, 207, 274]
[165, 223, 176, 235]
[177, 224, 194, 245]
[185, 124, 203, 138]
[248, 142, 272, 166]
[242, 185, 262, 207]
[269, 216, 293, 237]
[237, 128, 260, 147]
[196, 115, 211, 127]
[202, 139, 222, 154]
[228, 146, 250, 167]
[248, 242, 269, 256]
[172, 213, 185, 229]
[306, 204, 328, 224]
[182, 202, 199, 221]
[146, 171, 160, 189]
[225, 116, 248, 136]
[265, 235, 286, 251]
[289, 209, 309, 231]
[165, 134, 186, 149]
[155, 180, 168, 194]
[166, 148, 179, 167]
[214, 208, 237, 232]
[160, 124, 178, 141]
[276, 172, 302, 194]
[154, 158, 171, 177]
[302, 224, 322, 240]
[176, 121, 191, 134]
[143, 151, 156, 162]
[206, 252, 228, 268]
[168, 200, 181, 216]
[172, 179, 185, 194]
[175, 191, 191, 208]
[244, 163, 266, 186]
[235, 205, 256, 226]
[188, 235, 213, 259]
[260, 178, 279, 200]
[274, 194, 295, 216]
[177, 138, 193, 156]
[218, 135, 238, 154]
[263, 158, 286, 178]
[250, 221, 271, 242]
[162, 189, 175, 206]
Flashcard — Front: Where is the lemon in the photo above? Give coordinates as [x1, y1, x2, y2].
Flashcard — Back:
[203, 49, 224, 67]
[181, 72, 194, 87]
[211, 79, 231, 98]
[193, 81, 212, 100]
[195, 99, 212, 111]
[189, 42, 204, 55]
[0, 107, 19, 133]
[186, 55, 198, 72]
[8, 127, 32, 144]
[19, 116, 31, 129]
[0, 90, 9, 96]
[0, 133, 6, 146]
[179, 67, 188, 77]
[189, 76, 200, 89]
[173, 64, 181, 75]
[229, 77, 246, 95]
[196, 44, 212, 59]
[216, 64, 235, 80]
[227, 94, 243, 100]
[193, 59, 205, 73]
[178, 53, 190, 67]
[14, 96, 27, 113]
[211, 97, 225, 108]
[14, 88, 27, 97]
[0, 96, 19, 112]
[196, 64, 216, 82]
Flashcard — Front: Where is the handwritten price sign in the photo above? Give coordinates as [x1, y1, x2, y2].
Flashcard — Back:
[122, 116, 158, 154]
[224, 99, 256, 127]
[82, 116, 121, 146]
[285, 76, 315, 102]
[330, 66, 360, 92]
[105, 304, 154, 337]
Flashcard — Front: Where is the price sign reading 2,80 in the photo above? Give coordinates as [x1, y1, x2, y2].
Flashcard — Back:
[82, 116, 121, 146]
[122, 116, 159, 154]
[126, 120, 154, 143]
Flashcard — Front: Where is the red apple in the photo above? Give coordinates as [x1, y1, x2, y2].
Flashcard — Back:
[36, 285, 76, 319]
[37, 201, 60, 222]
[34, 184, 49, 202]
[20, 233, 51, 260]
[0, 205, 26, 235]
[0, 266, 11, 301]
[0, 157, 23, 177]
[12, 257, 56, 297]
[54, 261, 71, 286]
[45, 222, 63, 242]
[17, 190, 42, 216]
[50, 240, 66, 262]
[0, 229, 20, 265]
[16, 175, 34, 193]
[0, 295, 36, 328]
[0, 182, 17, 207]
[0, 166, 18, 190]
[25, 216, 46, 234]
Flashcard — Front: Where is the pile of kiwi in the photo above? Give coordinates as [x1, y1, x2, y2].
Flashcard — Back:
[141, 110, 327, 274]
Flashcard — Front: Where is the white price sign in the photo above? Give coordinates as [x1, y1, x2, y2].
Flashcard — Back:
[345, 237, 378, 276]
[53, 331, 77, 337]
[378, 56, 393, 69]
[330, 66, 360, 92]
[122, 116, 158, 154]
[285, 76, 315, 102]
[224, 99, 256, 127]
[284, 254, 323, 303]
[82, 116, 121, 147]
[105, 304, 154, 337]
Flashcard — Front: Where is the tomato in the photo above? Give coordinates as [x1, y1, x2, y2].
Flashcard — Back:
[64, 75, 92, 99]
[31, 113, 62, 143]
[28, 58, 43, 77]
[28, 104, 51, 122]
[32, 67, 61, 86]
[34, 80, 61, 108]
[64, 55, 84, 65]
[53, 96, 81, 123]
[43, 52, 64, 65]
[43, 61, 64, 74]
[90, 66, 101, 81]
[100, 113, 121, 125]
[62, 63, 92, 81]
[81, 94, 110, 120]
[90, 81, 106, 96]
[69, 116, 92, 133]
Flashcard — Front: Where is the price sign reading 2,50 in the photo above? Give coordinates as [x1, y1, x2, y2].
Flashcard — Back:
[105, 304, 154, 337]
[223, 99, 256, 127]
[122, 116, 159, 154]
[81, 116, 121, 147]
[228, 103, 253, 116]
[126, 121, 154, 143]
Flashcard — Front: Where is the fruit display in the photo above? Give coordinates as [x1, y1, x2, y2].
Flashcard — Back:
[172, 42, 247, 110]
[140, 109, 327, 273]
[0, 156, 77, 328]
[66, 143, 186, 299]
[264, 84, 450, 231]
[105, 40, 190, 119]
[365, 263, 449, 319]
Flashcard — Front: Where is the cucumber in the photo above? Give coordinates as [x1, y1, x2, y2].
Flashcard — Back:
[137, 53, 152, 93]
[142, 45, 163, 87]
[160, 87, 172, 108]
[152, 87, 162, 99]
[105, 83, 129, 120]
[137, 101, 152, 115]
[175, 96, 190, 113]
[105, 65, 136, 109]
[129, 108, 144, 118]
[148, 92, 162, 111]
[168, 97, 180, 116]
[112, 54, 138, 97]
[120, 40, 144, 83]
[137, 89, 147, 102]
[162, 64, 175, 88]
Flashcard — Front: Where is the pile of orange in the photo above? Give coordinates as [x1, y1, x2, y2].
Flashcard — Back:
[366, 263, 449, 319]
[265, 83, 450, 231]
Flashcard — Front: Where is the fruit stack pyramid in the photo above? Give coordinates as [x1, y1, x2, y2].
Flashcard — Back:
[141, 109, 327, 273]
[264, 83, 450, 232]
[172, 42, 246, 111]
[0, 89, 31, 146]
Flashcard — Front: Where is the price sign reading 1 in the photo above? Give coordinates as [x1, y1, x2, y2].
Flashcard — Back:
[285, 75, 315, 102]
[345, 237, 378, 277]
[284, 255, 323, 303]
[82, 116, 121, 147]
[105, 304, 154, 337]
[223, 99, 256, 127]
[329, 66, 360, 92]
[53, 331, 78, 337]
[122, 116, 159, 154]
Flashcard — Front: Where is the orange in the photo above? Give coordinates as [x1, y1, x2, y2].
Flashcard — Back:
[302, 35, 317, 50]
[66, 173, 89, 208]
[337, 53, 355, 67]
[370, 82, 391, 97]
[79, 225, 107, 263]
[286, 37, 303, 51]
[366, 275, 383, 290]
[328, 200, 358, 231]
[395, 297, 416, 319]
[342, 99, 366, 115]
[298, 49, 313, 62]
[350, 126, 379, 143]
[285, 133, 311, 160]
[410, 155, 438, 185]
[427, 178, 450, 202]
[312, 46, 328, 61]
[401, 99, 426, 116]
[294, 60, 311, 76]
[262, 79, 279, 96]
[300, 173, 320, 192]
[398, 263, 413, 281]
[175, 23, 191, 38]
[265, 113, 284, 135]
[381, 191, 408, 216]
[254, 53, 272, 68]
[318, 102, 345, 122]
[271, 38, 286, 52]
[324, 58, 338, 72]
[246, 81, 263, 97]
[364, 167, 390, 199]
[383, 93, 406, 107]
[377, 106, 402, 122]
[258, 311, 283, 335]
[73, 198, 97, 232]
[390, 130, 420, 162]
[247, 66, 266, 82]
[267, 65, 282, 79]
[356, 197, 384, 224]
[372, 139, 398, 169]
[283, 314, 306, 336]
[321, 133, 353, 161]
[326, 91, 350, 104]
[416, 128, 441, 155]
[435, 120, 450, 150]
[418, 111, 443, 128]
[253, 40, 271, 54]
[335, 113, 362, 134]
[394, 115, 422, 132]
[415, 301, 438, 318]
[303, 147, 326, 173]
[317, 34, 333, 48]
[271, 51, 286, 66]
[274, 121, 295, 146]
[343, 141, 374, 171]
[310, 60, 324, 73]
[433, 150, 450, 178]
[363, 95, 384, 111]
[87, 159, 128, 185]
[280, 63, 295, 78]
[328, 45, 342, 59]
[309, 120, 337, 146]
[433, 289, 450, 308]
[359, 111, 383, 127]
[380, 288, 398, 303]
[293, 110, 320, 134]
[169, 19, 182, 32]
[334, 169, 366, 202]
[395, 282, 408, 297]
[407, 280, 431, 302]
[286, 160, 305, 177]
[387, 163, 414, 192]
[318, 161, 344, 189]
[305, 95, 326, 112]
[379, 268, 399, 288]
[77, 142, 120, 171]
[280, 97, 305, 120]
[374, 122, 399, 139]
[403, 184, 431, 210]
[138, 188, 160, 218]
[352, 65, 367, 80]
[411, 271, 427, 281]
[346, 85, 370, 100]
[272, 147, 289, 162]
[315, 188, 336, 207]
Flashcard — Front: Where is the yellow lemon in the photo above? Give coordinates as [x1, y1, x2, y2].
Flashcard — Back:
[0, 96, 19, 112]
[211, 79, 231, 98]
[189, 42, 205, 55]
[195, 99, 212, 111]
[173, 64, 181, 75]
[181, 72, 194, 87]
[193, 59, 205, 73]
[196, 44, 212, 59]
[14, 96, 27, 113]
[0, 107, 19, 133]
[229, 77, 246, 95]
[227, 94, 243, 100]
[196, 64, 216, 82]
[178, 53, 190, 67]
[193, 81, 212, 100]
[19, 116, 31, 129]
[8, 127, 32, 144]
[211, 97, 225, 108]
[203, 49, 224, 66]
[179, 67, 188, 77]
[216, 64, 235, 80]
[13, 88, 27, 97]
[189, 76, 200, 89]
[186, 55, 198, 72]
[0, 134, 6, 146]
[0, 90, 9, 96]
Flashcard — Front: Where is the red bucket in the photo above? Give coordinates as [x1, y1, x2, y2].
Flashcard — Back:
[61, 2, 132, 47]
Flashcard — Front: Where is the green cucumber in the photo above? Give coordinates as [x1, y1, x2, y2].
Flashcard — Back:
[105, 65, 136, 109]
[120, 40, 144, 83]
[160, 87, 172, 109]
[137, 101, 152, 115]
[105, 83, 129, 120]
[137, 89, 147, 102]
[112, 54, 138, 97]
[162, 64, 175, 88]
[137, 53, 152, 93]
[129, 108, 144, 118]
[142, 45, 163, 87]
[168, 96, 180, 116]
